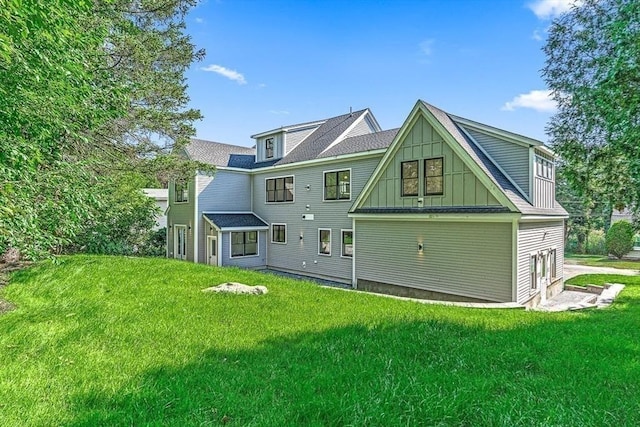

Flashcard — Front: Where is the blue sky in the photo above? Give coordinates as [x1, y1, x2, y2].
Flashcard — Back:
[185, 0, 575, 147]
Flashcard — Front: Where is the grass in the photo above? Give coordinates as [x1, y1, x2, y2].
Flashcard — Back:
[1, 255, 640, 426]
[566, 253, 640, 270]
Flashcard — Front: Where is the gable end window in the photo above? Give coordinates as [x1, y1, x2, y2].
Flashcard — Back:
[535, 156, 554, 180]
[341, 230, 353, 257]
[424, 157, 444, 196]
[265, 138, 274, 159]
[318, 228, 331, 256]
[231, 231, 258, 257]
[324, 169, 351, 200]
[175, 181, 188, 203]
[271, 224, 286, 244]
[401, 160, 418, 197]
[266, 176, 294, 203]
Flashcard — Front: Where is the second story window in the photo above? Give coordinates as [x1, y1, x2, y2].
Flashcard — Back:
[424, 157, 444, 196]
[401, 160, 418, 197]
[265, 138, 274, 159]
[174, 181, 188, 203]
[266, 176, 294, 203]
[535, 156, 554, 180]
[324, 169, 351, 200]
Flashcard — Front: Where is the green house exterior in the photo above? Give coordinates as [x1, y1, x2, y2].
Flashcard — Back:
[167, 100, 567, 307]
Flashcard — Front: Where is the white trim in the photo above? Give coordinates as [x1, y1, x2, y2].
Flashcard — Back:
[251, 121, 325, 139]
[340, 229, 353, 258]
[193, 175, 198, 263]
[217, 231, 223, 266]
[220, 226, 269, 232]
[271, 223, 287, 244]
[512, 219, 518, 302]
[322, 168, 352, 202]
[457, 124, 530, 203]
[519, 215, 569, 221]
[206, 235, 218, 266]
[351, 218, 357, 288]
[229, 230, 260, 258]
[264, 175, 295, 204]
[318, 228, 332, 256]
[173, 224, 187, 260]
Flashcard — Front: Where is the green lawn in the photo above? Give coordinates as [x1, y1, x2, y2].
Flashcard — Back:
[1, 256, 640, 426]
[566, 254, 640, 270]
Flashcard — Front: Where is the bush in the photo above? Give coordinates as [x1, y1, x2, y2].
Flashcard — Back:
[139, 228, 167, 257]
[606, 221, 635, 259]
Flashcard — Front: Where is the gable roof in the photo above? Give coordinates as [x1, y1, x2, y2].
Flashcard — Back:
[185, 139, 255, 167]
[352, 100, 568, 217]
[318, 128, 399, 158]
[274, 109, 370, 165]
[202, 213, 268, 230]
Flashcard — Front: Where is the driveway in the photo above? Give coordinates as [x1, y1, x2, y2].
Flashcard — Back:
[564, 263, 639, 280]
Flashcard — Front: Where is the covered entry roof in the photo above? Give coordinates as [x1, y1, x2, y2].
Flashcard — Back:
[203, 213, 268, 230]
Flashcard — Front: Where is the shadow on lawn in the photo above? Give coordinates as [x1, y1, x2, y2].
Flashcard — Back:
[67, 301, 640, 427]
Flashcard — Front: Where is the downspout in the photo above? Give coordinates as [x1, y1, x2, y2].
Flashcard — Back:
[193, 174, 199, 263]
[512, 218, 519, 303]
[352, 217, 357, 289]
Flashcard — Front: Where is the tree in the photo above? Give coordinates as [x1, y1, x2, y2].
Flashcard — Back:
[1, 1, 211, 260]
[606, 221, 635, 259]
[543, 0, 640, 213]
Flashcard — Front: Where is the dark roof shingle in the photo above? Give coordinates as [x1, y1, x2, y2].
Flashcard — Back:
[203, 213, 268, 229]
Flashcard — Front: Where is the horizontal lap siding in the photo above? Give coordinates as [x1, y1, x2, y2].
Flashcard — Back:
[464, 128, 530, 196]
[197, 171, 252, 263]
[517, 221, 564, 303]
[222, 231, 267, 268]
[253, 157, 382, 282]
[355, 220, 513, 302]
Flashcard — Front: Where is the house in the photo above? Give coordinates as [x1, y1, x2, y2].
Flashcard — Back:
[142, 188, 168, 230]
[166, 100, 568, 307]
[611, 208, 640, 259]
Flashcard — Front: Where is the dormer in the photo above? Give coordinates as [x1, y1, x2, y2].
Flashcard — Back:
[253, 131, 284, 162]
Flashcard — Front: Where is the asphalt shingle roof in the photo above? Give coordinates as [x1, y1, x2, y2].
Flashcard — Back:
[318, 128, 399, 158]
[185, 139, 254, 167]
[203, 213, 268, 229]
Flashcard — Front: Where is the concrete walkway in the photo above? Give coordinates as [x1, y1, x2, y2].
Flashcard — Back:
[563, 264, 639, 280]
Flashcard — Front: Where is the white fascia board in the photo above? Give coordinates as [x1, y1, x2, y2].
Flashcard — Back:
[250, 121, 325, 139]
[219, 226, 269, 231]
[519, 215, 569, 222]
[347, 213, 520, 222]
[449, 115, 543, 148]
[202, 215, 220, 231]
[248, 149, 387, 173]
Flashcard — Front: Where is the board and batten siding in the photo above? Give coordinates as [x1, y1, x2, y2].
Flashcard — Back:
[360, 115, 502, 209]
[195, 170, 252, 263]
[462, 127, 530, 197]
[355, 220, 513, 302]
[252, 156, 382, 282]
[221, 230, 267, 268]
[516, 221, 564, 303]
[533, 177, 555, 209]
[167, 178, 196, 261]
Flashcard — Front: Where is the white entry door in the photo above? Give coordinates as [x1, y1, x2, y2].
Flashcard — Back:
[539, 251, 550, 304]
[207, 236, 218, 266]
[174, 225, 187, 260]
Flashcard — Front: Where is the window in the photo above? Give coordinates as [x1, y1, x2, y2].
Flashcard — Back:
[318, 228, 331, 256]
[174, 181, 188, 203]
[550, 249, 557, 278]
[231, 231, 258, 257]
[341, 230, 353, 257]
[265, 138, 274, 159]
[266, 176, 294, 203]
[401, 161, 418, 196]
[530, 254, 538, 290]
[535, 156, 554, 180]
[175, 225, 187, 260]
[424, 157, 444, 196]
[271, 224, 286, 244]
[634, 234, 640, 250]
[324, 169, 351, 200]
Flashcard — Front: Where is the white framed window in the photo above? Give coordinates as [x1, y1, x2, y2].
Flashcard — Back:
[530, 253, 537, 291]
[231, 231, 258, 257]
[266, 176, 294, 203]
[341, 229, 353, 257]
[174, 225, 187, 260]
[535, 156, 554, 180]
[550, 248, 557, 278]
[318, 228, 331, 256]
[323, 169, 351, 201]
[265, 138, 274, 159]
[174, 181, 188, 203]
[271, 223, 287, 244]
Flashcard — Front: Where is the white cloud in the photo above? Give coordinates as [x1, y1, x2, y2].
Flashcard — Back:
[200, 64, 247, 85]
[502, 90, 556, 112]
[419, 39, 435, 56]
[269, 110, 290, 115]
[532, 29, 543, 41]
[528, 0, 582, 19]
[195, 17, 204, 24]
